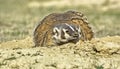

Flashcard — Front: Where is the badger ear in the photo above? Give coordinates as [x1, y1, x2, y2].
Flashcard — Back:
[53, 27, 60, 33]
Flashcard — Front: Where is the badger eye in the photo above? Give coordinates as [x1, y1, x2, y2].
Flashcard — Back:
[66, 30, 69, 33]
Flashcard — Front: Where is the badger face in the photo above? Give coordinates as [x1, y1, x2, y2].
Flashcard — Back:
[52, 23, 81, 45]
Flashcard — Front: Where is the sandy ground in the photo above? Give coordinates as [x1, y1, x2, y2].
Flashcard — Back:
[0, 36, 120, 69]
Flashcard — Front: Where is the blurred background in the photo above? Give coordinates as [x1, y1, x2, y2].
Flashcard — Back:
[0, 0, 120, 43]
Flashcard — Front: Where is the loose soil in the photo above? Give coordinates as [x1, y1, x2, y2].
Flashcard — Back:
[0, 36, 120, 69]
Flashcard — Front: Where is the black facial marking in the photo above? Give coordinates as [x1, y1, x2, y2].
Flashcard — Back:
[61, 30, 66, 39]
[56, 30, 59, 36]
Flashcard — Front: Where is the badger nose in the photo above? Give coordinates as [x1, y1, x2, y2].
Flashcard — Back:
[73, 33, 79, 37]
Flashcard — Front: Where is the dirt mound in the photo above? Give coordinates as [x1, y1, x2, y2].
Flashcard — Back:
[0, 36, 120, 69]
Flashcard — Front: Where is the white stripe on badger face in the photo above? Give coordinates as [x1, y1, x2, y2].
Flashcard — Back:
[65, 23, 75, 31]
